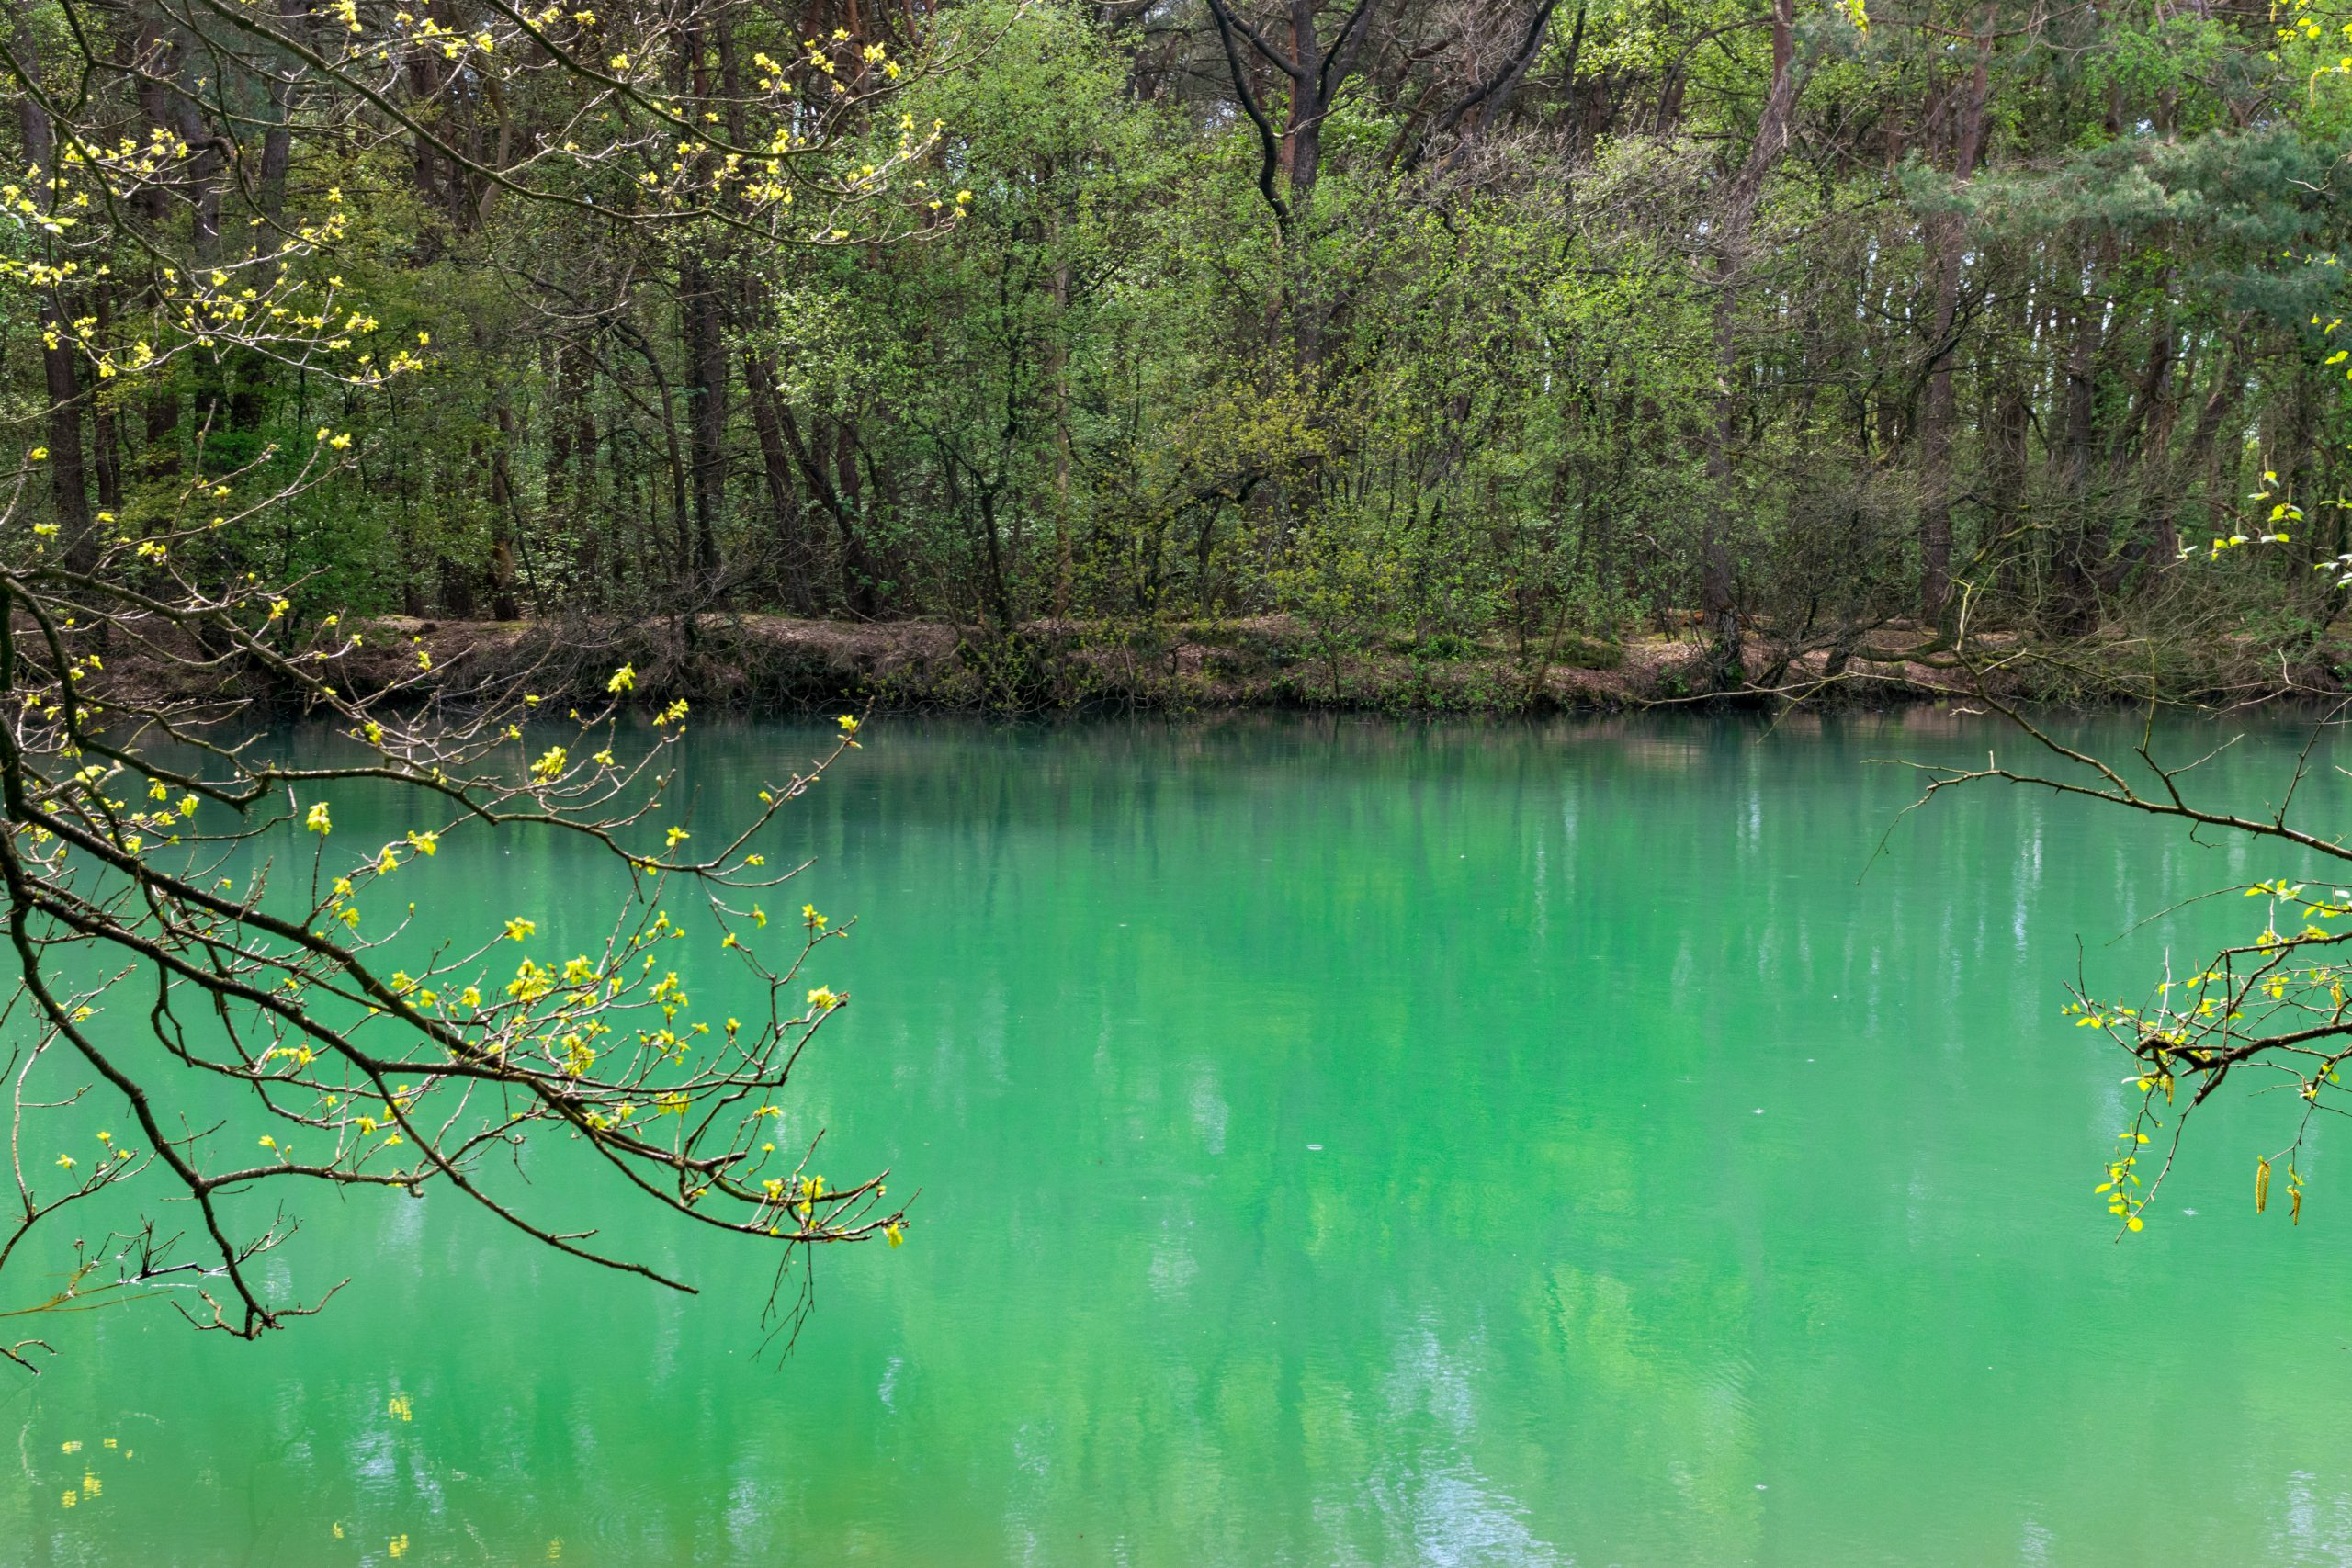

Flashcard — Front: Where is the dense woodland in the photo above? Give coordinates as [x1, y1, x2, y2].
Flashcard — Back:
[6, 0, 2352, 689]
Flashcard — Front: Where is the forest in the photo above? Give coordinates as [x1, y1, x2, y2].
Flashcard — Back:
[6, 0, 2352, 698]
[15, 2, 2352, 1552]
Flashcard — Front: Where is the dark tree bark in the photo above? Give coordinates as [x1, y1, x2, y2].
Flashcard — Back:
[681, 254, 729, 588]
[12, 28, 96, 573]
[1700, 0, 1801, 687]
[742, 350, 813, 611]
[1201, 0, 1379, 369]
[2047, 235, 2115, 636]
[775, 405, 881, 616]
[1917, 12, 1993, 626]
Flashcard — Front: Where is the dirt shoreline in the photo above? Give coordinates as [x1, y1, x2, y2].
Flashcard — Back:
[98, 613, 2352, 716]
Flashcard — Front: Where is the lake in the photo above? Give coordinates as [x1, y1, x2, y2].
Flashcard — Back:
[6, 710, 2350, 1566]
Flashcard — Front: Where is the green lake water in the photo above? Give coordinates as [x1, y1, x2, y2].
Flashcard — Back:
[6, 711, 2352, 1565]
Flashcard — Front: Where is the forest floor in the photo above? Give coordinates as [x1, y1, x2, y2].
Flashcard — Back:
[276, 612, 2342, 716]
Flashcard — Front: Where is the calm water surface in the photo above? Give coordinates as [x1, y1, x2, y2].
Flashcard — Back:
[6, 711, 2352, 1566]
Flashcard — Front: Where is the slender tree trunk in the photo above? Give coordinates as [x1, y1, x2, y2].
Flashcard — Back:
[488, 400, 523, 620]
[13, 33, 96, 572]
[132, 10, 175, 227]
[1917, 13, 1993, 625]
[2132, 341, 2230, 576]
[673, 26, 728, 595]
[1046, 243, 1074, 615]
[742, 350, 811, 611]
[90, 284, 122, 515]
[1700, 0, 1799, 687]
[257, 0, 311, 222]
[775, 404, 880, 616]
[680, 255, 728, 589]
[130, 15, 182, 479]
[167, 88, 222, 263]
[2049, 238, 2110, 635]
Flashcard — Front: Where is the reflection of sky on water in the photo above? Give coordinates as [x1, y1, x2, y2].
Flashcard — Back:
[1360, 1323, 1569, 1568]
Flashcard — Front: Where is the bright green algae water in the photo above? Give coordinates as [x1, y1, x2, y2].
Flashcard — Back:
[7, 711, 2352, 1566]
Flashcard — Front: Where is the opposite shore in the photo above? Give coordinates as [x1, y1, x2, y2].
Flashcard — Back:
[107, 613, 2352, 717]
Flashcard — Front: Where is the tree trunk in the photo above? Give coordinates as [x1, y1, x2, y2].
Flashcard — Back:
[1700, 0, 1799, 688]
[681, 254, 728, 591]
[742, 351, 812, 611]
[2048, 240, 2110, 635]
[12, 33, 96, 572]
[488, 401, 523, 621]
[1917, 14, 1993, 626]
